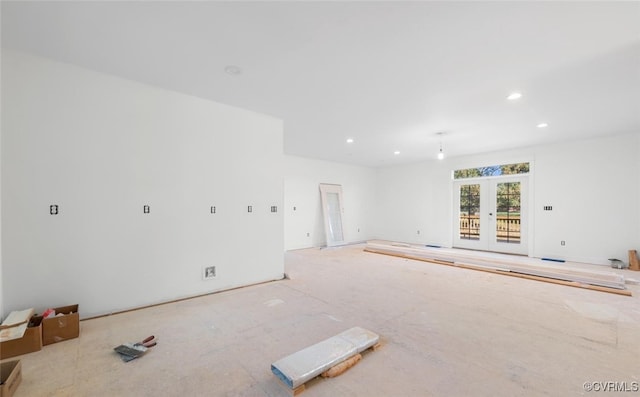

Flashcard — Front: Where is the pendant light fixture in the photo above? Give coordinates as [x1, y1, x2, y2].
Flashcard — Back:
[436, 132, 445, 160]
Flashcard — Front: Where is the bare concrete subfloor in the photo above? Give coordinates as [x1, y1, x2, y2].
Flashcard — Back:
[6, 244, 640, 396]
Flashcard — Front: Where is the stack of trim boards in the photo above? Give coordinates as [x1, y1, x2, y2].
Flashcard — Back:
[364, 240, 630, 296]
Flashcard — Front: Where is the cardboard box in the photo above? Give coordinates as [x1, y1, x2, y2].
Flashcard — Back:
[0, 360, 22, 397]
[42, 304, 79, 346]
[0, 316, 43, 359]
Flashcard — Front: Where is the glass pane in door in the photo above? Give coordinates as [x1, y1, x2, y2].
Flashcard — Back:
[459, 184, 480, 240]
[495, 182, 521, 244]
[326, 192, 344, 242]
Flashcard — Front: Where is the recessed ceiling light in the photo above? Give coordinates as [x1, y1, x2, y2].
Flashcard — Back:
[346, 138, 354, 143]
[394, 151, 400, 155]
[537, 122, 548, 128]
[224, 65, 242, 75]
[507, 92, 522, 100]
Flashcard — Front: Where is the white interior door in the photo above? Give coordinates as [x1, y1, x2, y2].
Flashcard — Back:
[319, 184, 345, 247]
[453, 176, 528, 255]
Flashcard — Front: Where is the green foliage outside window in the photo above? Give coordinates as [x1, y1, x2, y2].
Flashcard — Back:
[454, 162, 529, 179]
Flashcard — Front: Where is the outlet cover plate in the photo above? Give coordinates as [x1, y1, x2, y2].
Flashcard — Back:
[203, 266, 217, 280]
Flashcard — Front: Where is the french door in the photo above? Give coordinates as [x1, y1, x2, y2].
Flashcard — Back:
[453, 176, 528, 255]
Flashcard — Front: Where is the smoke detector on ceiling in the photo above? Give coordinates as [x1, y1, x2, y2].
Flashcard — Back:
[224, 65, 242, 76]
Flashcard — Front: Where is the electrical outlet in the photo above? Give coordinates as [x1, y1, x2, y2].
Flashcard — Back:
[50, 205, 59, 215]
[306, 232, 310, 237]
[203, 266, 216, 280]
[417, 230, 421, 235]
[561, 241, 565, 246]
[143, 205, 150, 214]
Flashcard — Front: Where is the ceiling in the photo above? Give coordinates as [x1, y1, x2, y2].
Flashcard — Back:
[2, 1, 639, 167]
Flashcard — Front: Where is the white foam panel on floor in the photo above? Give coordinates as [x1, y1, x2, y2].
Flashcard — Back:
[271, 327, 379, 389]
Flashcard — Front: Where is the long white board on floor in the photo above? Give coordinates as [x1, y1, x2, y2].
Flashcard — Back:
[365, 240, 627, 291]
[271, 326, 379, 389]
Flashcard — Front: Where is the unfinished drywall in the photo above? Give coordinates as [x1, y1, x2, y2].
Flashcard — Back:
[0, 74, 3, 321]
[284, 155, 377, 250]
[1, 50, 284, 318]
[533, 133, 640, 264]
[375, 132, 640, 265]
[376, 160, 452, 247]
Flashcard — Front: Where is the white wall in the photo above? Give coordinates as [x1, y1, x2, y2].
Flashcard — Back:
[0, 60, 3, 321]
[376, 133, 640, 265]
[532, 134, 639, 264]
[284, 156, 377, 250]
[1, 51, 284, 318]
[376, 160, 453, 247]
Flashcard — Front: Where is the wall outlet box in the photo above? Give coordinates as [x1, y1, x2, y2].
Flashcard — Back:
[203, 266, 216, 280]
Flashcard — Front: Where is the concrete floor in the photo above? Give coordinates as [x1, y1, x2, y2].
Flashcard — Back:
[6, 244, 640, 396]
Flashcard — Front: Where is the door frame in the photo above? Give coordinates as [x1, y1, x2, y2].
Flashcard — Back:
[319, 183, 345, 247]
[452, 174, 531, 255]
